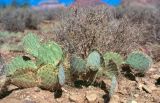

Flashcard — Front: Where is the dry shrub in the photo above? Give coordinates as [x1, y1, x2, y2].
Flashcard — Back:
[116, 2, 160, 61]
[25, 10, 42, 30]
[54, 5, 145, 58]
[1, 7, 42, 32]
[1, 7, 26, 32]
[42, 8, 64, 21]
[118, 2, 160, 44]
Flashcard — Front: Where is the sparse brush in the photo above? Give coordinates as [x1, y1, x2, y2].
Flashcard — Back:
[118, 2, 160, 44]
[54, 5, 116, 57]
[42, 8, 64, 21]
[1, 7, 42, 32]
[1, 7, 27, 32]
[54, 5, 145, 56]
[126, 51, 153, 73]
[25, 10, 42, 30]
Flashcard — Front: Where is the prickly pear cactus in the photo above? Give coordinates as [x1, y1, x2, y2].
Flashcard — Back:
[86, 50, 102, 71]
[38, 42, 63, 66]
[22, 33, 41, 57]
[37, 64, 60, 91]
[2, 34, 65, 91]
[126, 51, 153, 73]
[6, 56, 37, 76]
[103, 52, 123, 66]
[70, 55, 86, 73]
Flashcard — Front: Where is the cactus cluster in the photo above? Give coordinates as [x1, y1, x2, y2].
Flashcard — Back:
[2, 33, 153, 97]
[5, 33, 65, 91]
[70, 50, 103, 82]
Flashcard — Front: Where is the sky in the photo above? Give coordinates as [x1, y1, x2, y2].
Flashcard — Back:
[0, 0, 122, 7]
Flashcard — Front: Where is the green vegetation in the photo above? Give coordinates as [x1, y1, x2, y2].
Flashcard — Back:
[126, 51, 153, 73]
[4, 33, 64, 91]
[2, 33, 153, 92]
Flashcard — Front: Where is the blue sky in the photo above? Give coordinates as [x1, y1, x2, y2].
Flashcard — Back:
[0, 0, 121, 7]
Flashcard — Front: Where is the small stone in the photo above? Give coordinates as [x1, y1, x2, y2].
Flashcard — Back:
[134, 94, 139, 98]
[130, 100, 137, 103]
[61, 87, 68, 92]
[153, 95, 160, 102]
[34, 87, 41, 92]
[109, 95, 119, 103]
[142, 85, 152, 93]
[151, 74, 160, 79]
[23, 100, 36, 103]
[86, 92, 97, 103]
[138, 83, 143, 90]
[8, 85, 18, 91]
[69, 93, 84, 103]
[23, 97, 36, 103]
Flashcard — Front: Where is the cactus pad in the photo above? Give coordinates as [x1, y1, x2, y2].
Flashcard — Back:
[58, 65, 65, 86]
[37, 64, 59, 91]
[11, 70, 38, 88]
[103, 52, 123, 66]
[6, 56, 37, 76]
[70, 55, 86, 73]
[23, 33, 41, 57]
[38, 42, 63, 66]
[109, 76, 117, 97]
[126, 51, 152, 73]
[86, 51, 102, 71]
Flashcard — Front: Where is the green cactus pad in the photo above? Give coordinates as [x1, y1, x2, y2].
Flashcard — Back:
[86, 51, 102, 71]
[103, 52, 123, 66]
[22, 33, 41, 57]
[6, 56, 37, 76]
[126, 51, 152, 73]
[58, 65, 65, 86]
[38, 42, 63, 66]
[37, 64, 59, 91]
[70, 55, 86, 73]
[11, 70, 38, 88]
[109, 75, 117, 97]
